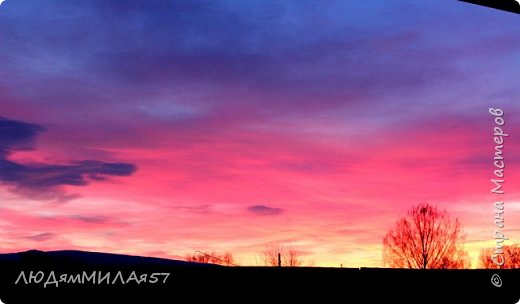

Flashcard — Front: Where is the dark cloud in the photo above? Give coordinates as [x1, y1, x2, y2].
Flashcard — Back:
[0, 117, 136, 200]
[26, 232, 56, 241]
[247, 205, 284, 216]
[0, 159, 135, 188]
[0, 117, 44, 157]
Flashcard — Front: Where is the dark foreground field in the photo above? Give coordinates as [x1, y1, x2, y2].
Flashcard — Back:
[0, 250, 518, 303]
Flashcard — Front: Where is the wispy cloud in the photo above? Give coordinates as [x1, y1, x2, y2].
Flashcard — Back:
[69, 215, 109, 224]
[26, 232, 55, 241]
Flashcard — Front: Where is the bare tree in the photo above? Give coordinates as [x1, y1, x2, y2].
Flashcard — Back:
[479, 244, 520, 269]
[383, 203, 469, 269]
[185, 251, 237, 266]
[259, 244, 281, 266]
[258, 244, 309, 267]
[286, 248, 305, 267]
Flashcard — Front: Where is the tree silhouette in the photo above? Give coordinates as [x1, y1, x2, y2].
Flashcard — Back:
[185, 251, 236, 266]
[383, 203, 469, 269]
[479, 244, 520, 269]
[258, 244, 310, 267]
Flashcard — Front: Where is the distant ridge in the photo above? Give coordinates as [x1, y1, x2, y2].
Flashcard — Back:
[0, 249, 213, 267]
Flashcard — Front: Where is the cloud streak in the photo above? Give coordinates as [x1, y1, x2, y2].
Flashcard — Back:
[26, 232, 56, 242]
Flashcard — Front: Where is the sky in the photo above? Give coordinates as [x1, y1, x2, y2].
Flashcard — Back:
[0, 0, 520, 267]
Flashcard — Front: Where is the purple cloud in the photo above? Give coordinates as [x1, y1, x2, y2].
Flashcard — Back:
[247, 205, 284, 216]
[0, 117, 136, 200]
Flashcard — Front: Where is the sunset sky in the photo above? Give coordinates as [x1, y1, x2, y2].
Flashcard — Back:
[0, 0, 519, 267]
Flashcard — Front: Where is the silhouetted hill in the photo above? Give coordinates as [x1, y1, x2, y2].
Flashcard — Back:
[0, 250, 518, 303]
[0, 249, 205, 267]
[460, 0, 520, 14]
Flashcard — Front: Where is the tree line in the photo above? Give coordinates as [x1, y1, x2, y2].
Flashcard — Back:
[185, 203, 520, 268]
[185, 244, 312, 267]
